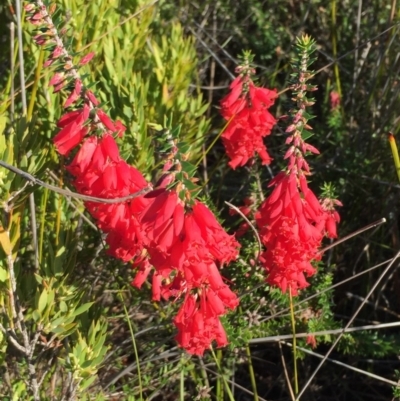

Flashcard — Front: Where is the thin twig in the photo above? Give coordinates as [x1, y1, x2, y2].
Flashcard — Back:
[346, 291, 400, 319]
[225, 201, 262, 257]
[194, 21, 238, 65]
[0, 160, 152, 204]
[276, 23, 400, 97]
[278, 342, 295, 401]
[188, 27, 235, 80]
[46, 170, 98, 231]
[282, 341, 399, 387]
[197, 363, 269, 401]
[15, 0, 27, 114]
[262, 258, 392, 322]
[29, 193, 39, 271]
[295, 251, 400, 400]
[0, 323, 27, 353]
[249, 321, 400, 344]
[10, 22, 15, 121]
[319, 218, 386, 253]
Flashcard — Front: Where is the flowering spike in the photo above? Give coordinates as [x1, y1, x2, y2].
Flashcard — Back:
[220, 56, 277, 169]
[256, 36, 341, 295]
[26, 0, 240, 355]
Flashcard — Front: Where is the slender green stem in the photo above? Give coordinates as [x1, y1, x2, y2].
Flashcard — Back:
[16, 0, 27, 114]
[215, 349, 222, 400]
[180, 355, 185, 401]
[331, 0, 342, 100]
[198, 356, 211, 391]
[121, 296, 143, 401]
[27, 48, 45, 122]
[289, 289, 298, 395]
[38, 188, 48, 264]
[244, 342, 259, 401]
[389, 133, 400, 183]
[195, 115, 234, 168]
[238, 306, 259, 401]
[211, 348, 235, 401]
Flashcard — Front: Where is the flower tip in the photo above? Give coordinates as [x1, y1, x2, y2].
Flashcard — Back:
[79, 52, 95, 66]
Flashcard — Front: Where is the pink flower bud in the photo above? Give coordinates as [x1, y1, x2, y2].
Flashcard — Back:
[24, 4, 36, 12]
[284, 146, 295, 160]
[79, 52, 95, 66]
[286, 124, 296, 133]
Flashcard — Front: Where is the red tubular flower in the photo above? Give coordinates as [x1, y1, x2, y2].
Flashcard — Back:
[72, 134, 147, 197]
[220, 71, 277, 169]
[166, 205, 240, 290]
[96, 109, 116, 132]
[53, 104, 90, 155]
[131, 257, 154, 290]
[174, 286, 235, 355]
[330, 91, 340, 110]
[255, 120, 341, 295]
[133, 198, 240, 291]
[220, 76, 247, 117]
[255, 172, 341, 296]
[306, 334, 317, 348]
[318, 197, 342, 238]
[191, 201, 240, 264]
[139, 189, 185, 251]
[66, 136, 98, 177]
[257, 216, 319, 295]
[106, 218, 145, 262]
[49, 72, 65, 89]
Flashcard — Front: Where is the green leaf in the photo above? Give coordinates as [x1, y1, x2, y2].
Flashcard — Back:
[0, 115, 7, 142]
[91, 354, 107, 367]
[70, 302, 94, 318]
[60, 301, 68, 313]
[32, 310, 41, 322]
[50, 316, 66, 329]
[0, 266, 7, 282]
[80, 375, 97, 391]
[301, 130, 314, 141]
[92, 335, 107, 356]
[81, 359, 94, 369]
[51, 322, 77, 334]
[38, 289, 48, 314]
[181, 161, 196, 176]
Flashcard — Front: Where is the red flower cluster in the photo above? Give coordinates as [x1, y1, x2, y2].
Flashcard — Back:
[26, 2, 240, 355]
[256, 172, 322, 295]
[69, 134, 149, 261]
[255, 117, 341, 295]
[220, 70, 277, 169]
[133, 198, 240, 355]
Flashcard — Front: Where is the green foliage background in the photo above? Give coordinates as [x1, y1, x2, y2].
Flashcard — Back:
[0, 0, 400, 400]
